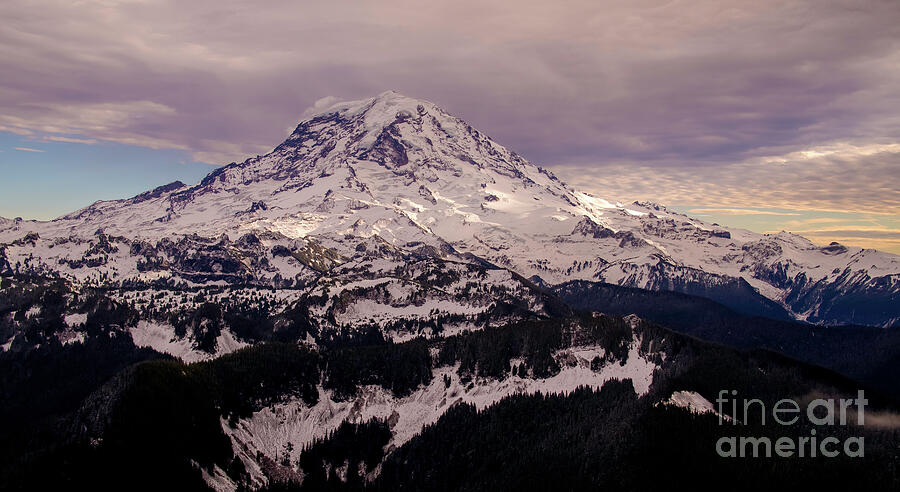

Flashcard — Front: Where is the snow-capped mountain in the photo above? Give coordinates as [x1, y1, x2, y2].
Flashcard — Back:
[4, 91, 900, 492]
[1, 90, 898, 331]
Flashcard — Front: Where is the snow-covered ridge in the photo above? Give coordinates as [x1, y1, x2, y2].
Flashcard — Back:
[224, 334, 659, 489]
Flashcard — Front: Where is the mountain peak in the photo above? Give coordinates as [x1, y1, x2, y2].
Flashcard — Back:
[274, 90, 447, 162]
[266, 89, 552, 187]
[303, 90, 438, 125]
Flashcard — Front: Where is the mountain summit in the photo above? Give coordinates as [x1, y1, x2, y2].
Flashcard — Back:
[1, 91, 899, 327]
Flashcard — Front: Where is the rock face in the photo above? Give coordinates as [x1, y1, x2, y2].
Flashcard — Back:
[1, 90, 899, 330]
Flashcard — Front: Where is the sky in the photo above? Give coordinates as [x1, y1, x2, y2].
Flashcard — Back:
[0, 0, 898, 253]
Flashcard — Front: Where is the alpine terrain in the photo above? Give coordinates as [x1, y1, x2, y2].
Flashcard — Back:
[1, 91, 899, 491]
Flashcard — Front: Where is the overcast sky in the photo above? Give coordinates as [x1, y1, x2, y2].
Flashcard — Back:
[1, 0, 898, 252]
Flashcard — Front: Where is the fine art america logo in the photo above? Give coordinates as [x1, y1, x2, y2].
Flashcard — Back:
[715, 390, 867, 458]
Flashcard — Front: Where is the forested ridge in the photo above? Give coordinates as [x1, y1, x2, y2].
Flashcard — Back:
[2, 306, 898, 490]
[2, 272, 899, 491]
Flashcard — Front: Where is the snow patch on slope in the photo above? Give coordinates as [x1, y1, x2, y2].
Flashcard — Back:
[664, 391, 717, 414]
[661, 390, 731, 421]
[223, 338, 658, 489]
[129, 320, 248, 363]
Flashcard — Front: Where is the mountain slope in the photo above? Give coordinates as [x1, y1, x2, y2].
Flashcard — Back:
[6, 315, 898, 491]
[555, 279, 900, 398]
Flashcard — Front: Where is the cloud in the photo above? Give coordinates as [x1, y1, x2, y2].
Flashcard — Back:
[1, 0, 898, 167]
[554, 143, 900, 216]
[0, 124, 32, 136]
[777, 218, 900, 249]
[43, 136, 98, 144]
[687, 208, 802, 216]
[300, 96, 345, 119]
[14, 147, 45, 152]
[780, 217, 870, 227]
[790, 228, 900, 240]
[0, 100, 180, 148]
[801, 236, 900, 254]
